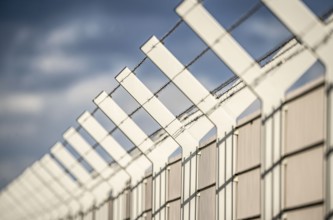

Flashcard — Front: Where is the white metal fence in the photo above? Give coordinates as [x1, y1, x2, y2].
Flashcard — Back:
[0, 0, 332, 219]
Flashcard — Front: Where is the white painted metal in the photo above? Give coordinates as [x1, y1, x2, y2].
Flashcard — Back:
[95, 202, 109, 220]
[142, 35, 255, 220]
[50, 141, 124, 215]
[116, 68, 206, 220]
[64, 127, 109, 177]
[79, 111, 150, 185]
[30, 169, 68, 220]
[41, 154, 83, 199]
[77, 110, 150, 217]
[176, 1, 321, 219]
[94, 92, 151, 152]
[31, 162, 71, 219]
[0, 194, 10, 220]
[77, 112, 130, 167]
[15, 176, 48, 219]
[116, 68, 199, 158]
[22, 168, 63, 219]
[63, 127, 116, 207]
[260, 1, 333, 217]
[40, 157, 85, 218]
[1, 191, 28, 220]
[5, 184, 38, 220]
[50, 142, 100, 213]
[40, 154, 89, 218]
[20, 174, 58, 220]
[33, 162, 70, 202]
[51, 142, 93, 185]
[141, 36, 219, 115]
[95, 91, 186, 219]
[6, 186, 34, 220]
[47, 142, 123, 212]
[175, 1, 317, 115]
[17, 173, 52, 219]
[1, 2, 331, 220]
[94, 92, 182, 171]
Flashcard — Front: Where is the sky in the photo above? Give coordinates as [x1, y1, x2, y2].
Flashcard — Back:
[0, 0, 331, 189]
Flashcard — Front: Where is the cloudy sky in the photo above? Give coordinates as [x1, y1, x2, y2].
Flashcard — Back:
[0, 0, 331, 189]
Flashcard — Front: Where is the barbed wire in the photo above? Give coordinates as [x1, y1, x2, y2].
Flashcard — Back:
[52, 0, 266, 176]
[32, 0, 304, 182]
[3, 0, 333, 207]
[51, 1, 266, 155]
[90, 3, 333, 179]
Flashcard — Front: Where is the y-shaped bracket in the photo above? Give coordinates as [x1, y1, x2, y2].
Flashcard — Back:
[51, 142, 100, 213]
[64, 127, 116, 206]
[142, 35, 256, 220]
[176, 1, 318, 219]
[77, 112, 150, 191]
[40, 155, 83, 218]
[30, 162, 72, 219]
[4, 179, 47, 220]
[0, 188, 32, 220]
[261, 1, 333, 217]
[94, 92, 178, 219]
[6, 182, 47, 220]
[116, 67, 214, 220]
[18, 167, 67, 219]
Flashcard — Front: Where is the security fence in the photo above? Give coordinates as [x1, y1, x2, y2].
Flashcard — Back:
[0, 0, 332, 220]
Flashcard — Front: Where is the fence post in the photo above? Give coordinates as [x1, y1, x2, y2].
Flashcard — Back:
[141, 35, 256, 220]
[77, 111, 152, 219]
[116, 68, 206, 220]
[260, 1, 333, 218]
[40, 154, 83, 218]
[94, 92, 177, 220]
[176, 1, 319, 219]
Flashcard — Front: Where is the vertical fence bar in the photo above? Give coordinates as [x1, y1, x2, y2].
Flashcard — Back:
[260, 1, 333, 218]
[176, 1, 320, 219]
[116, 67, 203, 220]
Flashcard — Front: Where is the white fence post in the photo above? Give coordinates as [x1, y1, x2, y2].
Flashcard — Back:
[141, 35, 256, 220]
[176, 1, 320, 219]
[116, 67, 212, 220]
[260, 1, 333, 218]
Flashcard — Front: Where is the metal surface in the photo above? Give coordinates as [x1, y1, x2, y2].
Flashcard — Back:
[116, 68, 199, 158]
[260, 2, 333, 216]
[176, 1, 324, 219]
[77, 111, 148, 186]
[51, 142, 93, 184]
[236, 169, 260, 219]
[141, 35, 255, 220]
[0, 1, 331, 219]
[116, 67, 202, 220]
[64, 127, 110, 177]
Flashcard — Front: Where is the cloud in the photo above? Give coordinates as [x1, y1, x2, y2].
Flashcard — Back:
[0, 93, 44, 115]
[32, 71, 120, 130]
[30, 19, 108, 75]
[0, 121, 39, 140]
[44, 19, 105, 48]
[33, 52, 90, 75]
[64, 73, 117, 107]
[246, 17, 290, 42]
[0, 0, 202, 190]
[231, 8, 292, 59]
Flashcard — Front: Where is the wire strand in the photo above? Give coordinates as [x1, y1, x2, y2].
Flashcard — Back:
[51, 0, 298, 174]
[8, 1, 333, 199]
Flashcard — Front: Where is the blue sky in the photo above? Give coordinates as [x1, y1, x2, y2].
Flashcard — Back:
[0, 0, 331, 189]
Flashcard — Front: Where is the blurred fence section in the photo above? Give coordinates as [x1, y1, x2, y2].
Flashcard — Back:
[0, 0, 332, 219]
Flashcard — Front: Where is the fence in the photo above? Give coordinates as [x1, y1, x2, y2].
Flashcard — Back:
[0, 0, 332, 219]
